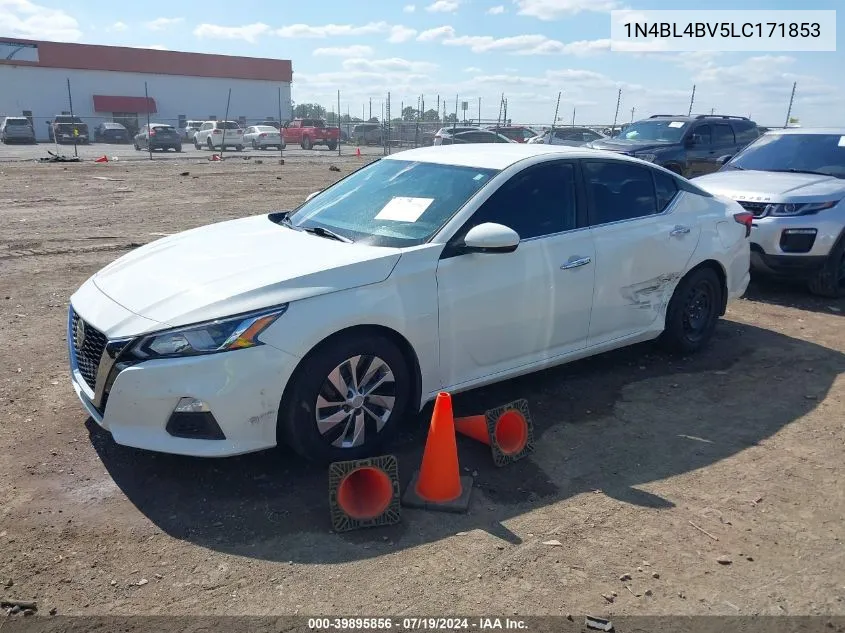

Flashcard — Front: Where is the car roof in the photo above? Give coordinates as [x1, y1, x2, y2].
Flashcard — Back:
[763, 127, 845, 135]
[382, 143, 638, 170]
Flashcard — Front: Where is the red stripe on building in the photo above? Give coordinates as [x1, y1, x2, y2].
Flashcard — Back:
[0, 38, 293, 83]
[93, 95, 158, 113]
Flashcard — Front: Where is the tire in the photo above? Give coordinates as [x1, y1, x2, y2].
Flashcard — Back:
[659, 266, 722, 355]
[134, 142, 140, 151]
[327, 141, 337, 151]
[236, 145, 244, 152]
[207, 137, 214, 150]
[194, 138, 201, 150]
[252, 139, 258, 149]
[302, 136, 313, 150]
[174, 145, 182, 153]
[278, 332, 412, 463]
[808, 234, 845, 298]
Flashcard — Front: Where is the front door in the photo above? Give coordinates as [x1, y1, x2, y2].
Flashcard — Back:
[684, 123, 715, 177]
[581, 158, 701, 345]
[436, 160, 596, 389]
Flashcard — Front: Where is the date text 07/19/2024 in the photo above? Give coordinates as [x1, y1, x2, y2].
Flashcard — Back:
[307, 617, 528, 631]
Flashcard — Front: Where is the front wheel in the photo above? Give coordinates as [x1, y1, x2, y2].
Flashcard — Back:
[659, 267, 722, 354]
[808, 235, 845, 298]
[278, 333, 412, 463]
[302, 136, 313, 150]
[327, 141, 337, 151]
[236, 145, 244, 152]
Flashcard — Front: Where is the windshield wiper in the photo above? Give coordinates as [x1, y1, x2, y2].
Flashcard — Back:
[769, 168, 833, 177]
[302, 226, 353, 243]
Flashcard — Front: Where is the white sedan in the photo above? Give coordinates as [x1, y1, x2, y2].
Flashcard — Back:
[67, 144, 752, 463]
[243, 125, 284, 150]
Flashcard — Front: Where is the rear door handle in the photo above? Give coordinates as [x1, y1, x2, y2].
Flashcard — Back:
[670, 225, 691, 237]
[561, 256, 592, 270]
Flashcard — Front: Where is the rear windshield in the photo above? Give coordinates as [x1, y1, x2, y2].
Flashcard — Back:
[188, 122, 203, 128]
[256, 126, 278, 132]
[217, 121, 240, 129]
[5, 118, 30, 126]
[153, 125, 176, 132]
[302, 119, 326, 128]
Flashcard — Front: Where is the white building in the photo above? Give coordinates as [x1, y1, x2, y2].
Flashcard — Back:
[0, 37, 293, 140]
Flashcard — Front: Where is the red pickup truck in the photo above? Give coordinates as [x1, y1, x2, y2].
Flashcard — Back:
[282, 118, 340, 150]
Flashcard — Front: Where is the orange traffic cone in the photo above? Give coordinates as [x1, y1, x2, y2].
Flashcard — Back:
[328, 455, 401, 532]
[455, 399, 535, 467]
[401, 392, 473, 513]
[355, 147, 361, 157]
[94, 155, 108, 163]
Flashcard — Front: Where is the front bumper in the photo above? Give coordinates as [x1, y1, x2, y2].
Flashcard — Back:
[749, 213, 843, 278]
[68, 297, 300, 457]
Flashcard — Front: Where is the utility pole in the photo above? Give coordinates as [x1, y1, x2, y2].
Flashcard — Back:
[630, 106, 635, 122]
[784, 81, 797, 128]
[571, 105, 576, 126]
[611, 88, 622, 135]
[369, 97, 372, 120]
[550, 91, 561, 135]
[710, 107, 715, 115]
[688, 84, 696, 116]
[477, 96, 481, 124]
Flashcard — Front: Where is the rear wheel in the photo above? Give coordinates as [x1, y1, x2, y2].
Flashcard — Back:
[207, 137, 214, 150]
[302, 136, 313, 150]
[808, 235, 845, 298]
[278, 333, 412, 463]
[236, 145, 244, 152]
[659, 267, 722, 354]
[327, 140, 338, 151]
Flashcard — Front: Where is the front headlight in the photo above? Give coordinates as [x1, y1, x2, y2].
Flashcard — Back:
[128, 305, 288, 360]
[634, 153, 657, 163]
[765, 201, 839, 217]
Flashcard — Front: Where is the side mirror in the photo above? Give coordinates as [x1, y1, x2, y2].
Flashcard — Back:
[461, 223, 520, 254]
[716, 154, 733, 165]
[305, 191, 321, 202]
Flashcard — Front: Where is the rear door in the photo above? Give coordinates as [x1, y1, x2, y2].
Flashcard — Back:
[582, 159, 700, 345]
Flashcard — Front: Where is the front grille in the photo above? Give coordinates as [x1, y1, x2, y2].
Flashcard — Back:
[737, 201, 768, 218]
[71, 310, 108, 392]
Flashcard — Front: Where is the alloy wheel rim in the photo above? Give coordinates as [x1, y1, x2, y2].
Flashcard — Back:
[315, 355, 396, 449]
[682, 281, 713, 342]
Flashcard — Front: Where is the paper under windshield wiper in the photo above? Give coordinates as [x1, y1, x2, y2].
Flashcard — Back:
[302, 226, 353, 243]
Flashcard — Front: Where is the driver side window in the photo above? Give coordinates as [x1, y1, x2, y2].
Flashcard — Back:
[462, 161, 578, 240]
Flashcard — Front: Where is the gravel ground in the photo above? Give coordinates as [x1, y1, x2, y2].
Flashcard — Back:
[0, 156, 843, 621]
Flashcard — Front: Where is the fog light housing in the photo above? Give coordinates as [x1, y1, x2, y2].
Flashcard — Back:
[166, 398, 225, 440]
[780, 228, 817, 253]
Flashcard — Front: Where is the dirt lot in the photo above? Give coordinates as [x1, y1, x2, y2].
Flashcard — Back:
[0, 156, 844, 620]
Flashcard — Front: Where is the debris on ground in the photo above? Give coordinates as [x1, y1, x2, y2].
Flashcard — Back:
[619, 573, 632, 581]
[37, 151, 80, 163]
[645, 589, 653, 596]
[585, 615, 613, 631]
[602, 593, 615, 603]
[652, 572, 660, 579]
[542, 539, 562, 546]
[717, 555, 733, 565]
[179, 171, 190, 176]
[329, 165, 341, 172]
[91, 176, 125, 181]
[1, 599, 37, 610]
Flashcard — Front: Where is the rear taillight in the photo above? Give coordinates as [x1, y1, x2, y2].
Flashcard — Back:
[213, 129, 222, 134]
[150, 129, 156, 136]
[259, 133, 267, 138]
[734, 211, 753, 238]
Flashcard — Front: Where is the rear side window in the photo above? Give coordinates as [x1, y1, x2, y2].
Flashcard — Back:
[654, 170, 679, 211]
[583, 160, 658, 225]
[733, 120, 760, 144]
[712, 124, 735, 145]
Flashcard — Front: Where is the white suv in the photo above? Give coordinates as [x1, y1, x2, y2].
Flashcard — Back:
[193, 120, 244, 151]
[694, 127, 845, 298]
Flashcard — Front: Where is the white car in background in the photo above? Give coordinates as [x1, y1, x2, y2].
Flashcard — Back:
[67, 144, 751, 463]
[693, 127, 845, 297]
[193, 120, 244, 151]
[243, 125, 284, 150]
[527, 126, 607, 147]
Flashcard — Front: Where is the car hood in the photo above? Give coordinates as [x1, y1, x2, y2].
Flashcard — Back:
[586, 138, 673, 153]
[91, 214, 402, 328]
[692, 169, 845, 201]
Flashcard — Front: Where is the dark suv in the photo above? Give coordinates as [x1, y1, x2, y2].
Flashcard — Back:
[586, 114, 761, 178]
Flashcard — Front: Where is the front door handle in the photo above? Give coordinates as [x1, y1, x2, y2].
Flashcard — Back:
[561, 256, 592, 270]
[670, 225, 691, 237]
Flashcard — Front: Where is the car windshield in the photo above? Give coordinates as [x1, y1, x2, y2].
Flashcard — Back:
[723, 132, 845, 179]
[284, 159, 499, 247]
[616, 120, 688, 142]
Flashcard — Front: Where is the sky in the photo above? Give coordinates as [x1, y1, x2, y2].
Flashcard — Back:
[2, 0, 843, 126]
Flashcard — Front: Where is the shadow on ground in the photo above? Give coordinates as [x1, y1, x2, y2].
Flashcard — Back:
[743, 275, 844, 316]
[88, 319, 845, 564]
